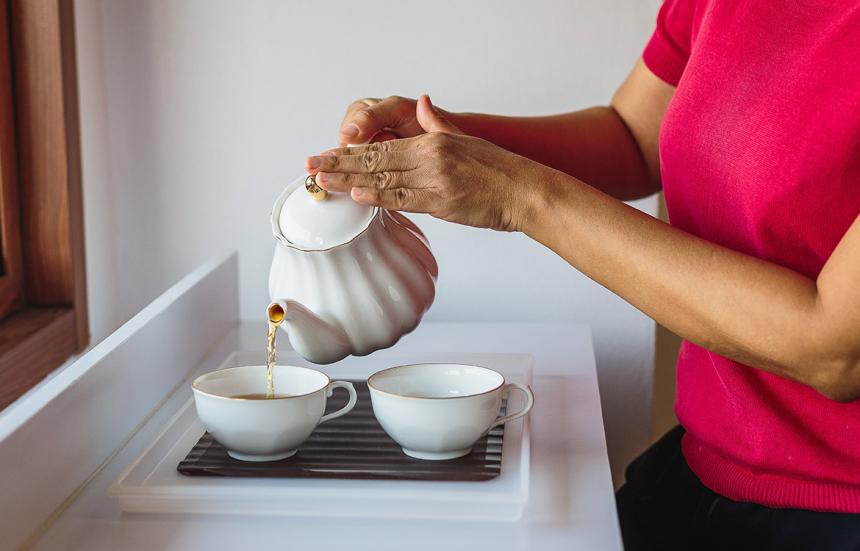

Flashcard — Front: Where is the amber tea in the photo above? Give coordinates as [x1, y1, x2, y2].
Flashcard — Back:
[265, 302, 286, 398]
[230, 393, 291, 400]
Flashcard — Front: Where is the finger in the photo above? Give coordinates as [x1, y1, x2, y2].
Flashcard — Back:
[339, 98, 379, 146]
[307, 149, 418, 175]
[340, 96, 415, 146]
[315, 170, 407, 194]
[416, 94, 462, 134]
[320, 137, 418, 161]
[320, 136, 421, 158]
[351, 186, 432, 214]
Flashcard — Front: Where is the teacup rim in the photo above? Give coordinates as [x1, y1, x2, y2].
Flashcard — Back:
[191, 364, 330, 401]
[367, 362, 506, 400]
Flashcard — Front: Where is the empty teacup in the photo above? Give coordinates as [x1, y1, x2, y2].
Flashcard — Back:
[368, 363, 534, 460]
[192, 365, 357, 461]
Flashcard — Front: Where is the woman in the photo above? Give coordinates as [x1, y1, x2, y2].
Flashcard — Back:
[305, 1, 860, 549]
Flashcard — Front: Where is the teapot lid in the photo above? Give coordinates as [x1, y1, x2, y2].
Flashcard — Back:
[272, 174, 376, 249]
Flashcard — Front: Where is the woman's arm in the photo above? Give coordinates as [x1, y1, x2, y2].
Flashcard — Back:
[308, 88, 860, 402]
[524, 168, 860, 402]
[449, 60, 673, 200]
[332, 61, 673, 201]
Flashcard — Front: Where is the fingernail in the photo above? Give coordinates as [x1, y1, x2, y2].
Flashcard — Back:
[316, 172, 329, 183]
[306, 156, 321, 169]
[340, 123, 359, 138]
[351, 187, 365, 198]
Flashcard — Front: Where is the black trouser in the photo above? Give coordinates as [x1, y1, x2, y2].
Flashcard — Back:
[616, 426, 860, 551]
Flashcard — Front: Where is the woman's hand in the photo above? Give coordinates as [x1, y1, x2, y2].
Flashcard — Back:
[307, 95, 547, 232]
[337, 96, 426, 146]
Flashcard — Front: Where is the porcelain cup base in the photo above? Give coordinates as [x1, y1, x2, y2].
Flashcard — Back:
[402, 447, 472, 461]
[226, 449, 297, 462]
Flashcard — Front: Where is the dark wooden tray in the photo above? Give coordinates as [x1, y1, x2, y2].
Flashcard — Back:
[177, 381, 505, 482]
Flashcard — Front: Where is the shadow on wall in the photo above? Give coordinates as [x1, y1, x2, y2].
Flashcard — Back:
[652, 194, 682, 442]
[101, 0, 174, 323]
[654, 323, 681, 439]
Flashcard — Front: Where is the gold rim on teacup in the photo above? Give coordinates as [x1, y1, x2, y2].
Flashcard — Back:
[191, 365, 331, 401]
[366, 363, 507, 400]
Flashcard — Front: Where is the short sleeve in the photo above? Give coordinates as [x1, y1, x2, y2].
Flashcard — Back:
[642, 0, 696, 86]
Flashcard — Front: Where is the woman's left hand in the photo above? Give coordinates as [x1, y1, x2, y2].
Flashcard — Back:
[304, 95, 545, 232]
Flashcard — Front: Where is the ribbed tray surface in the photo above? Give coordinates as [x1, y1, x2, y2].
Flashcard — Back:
[177, 381, 505, 481]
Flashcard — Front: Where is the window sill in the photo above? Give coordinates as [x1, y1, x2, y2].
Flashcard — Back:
[0, 307, 77, 409]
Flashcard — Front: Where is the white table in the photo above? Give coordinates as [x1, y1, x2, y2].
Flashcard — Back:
[30, 321, 621, 550]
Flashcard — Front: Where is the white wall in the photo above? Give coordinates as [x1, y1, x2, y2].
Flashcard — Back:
[75, 0, 661, 483]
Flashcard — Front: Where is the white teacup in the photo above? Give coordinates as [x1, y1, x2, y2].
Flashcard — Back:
[192, 365, 357, 461]
[368, 363, 534, 460]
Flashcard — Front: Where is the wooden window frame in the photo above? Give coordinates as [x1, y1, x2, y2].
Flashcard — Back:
[0, 0, 88, 409]
[0, 0, 23, 320]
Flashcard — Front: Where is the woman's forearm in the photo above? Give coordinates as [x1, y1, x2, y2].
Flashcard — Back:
[312, 96, 860, 399]
[524, 167, 860, 401]
[444, 61, 675, 202]
[447, 108, 658, 201]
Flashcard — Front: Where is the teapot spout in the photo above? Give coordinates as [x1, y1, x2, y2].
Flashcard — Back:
[267, 300, 352, 364]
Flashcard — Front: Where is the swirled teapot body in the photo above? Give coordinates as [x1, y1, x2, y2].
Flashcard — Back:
[268, 175, 437, 364]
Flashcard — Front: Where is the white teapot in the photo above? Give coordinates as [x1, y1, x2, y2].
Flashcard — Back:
[267, 174, 438, 364]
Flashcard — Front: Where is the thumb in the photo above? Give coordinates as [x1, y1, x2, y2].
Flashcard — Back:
[416, 94, 462, 134]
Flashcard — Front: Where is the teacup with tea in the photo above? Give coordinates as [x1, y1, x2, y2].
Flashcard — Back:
[192, 365, 357, 461]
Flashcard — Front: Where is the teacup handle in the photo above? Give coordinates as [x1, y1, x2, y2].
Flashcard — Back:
[488, 383, 534, 431]
[318, 381, 358, 425]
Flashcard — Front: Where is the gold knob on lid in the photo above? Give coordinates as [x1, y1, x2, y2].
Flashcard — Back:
[305, 174, 327, 201]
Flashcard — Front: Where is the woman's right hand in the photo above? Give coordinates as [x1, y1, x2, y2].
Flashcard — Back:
[337, 96, 429, 146]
